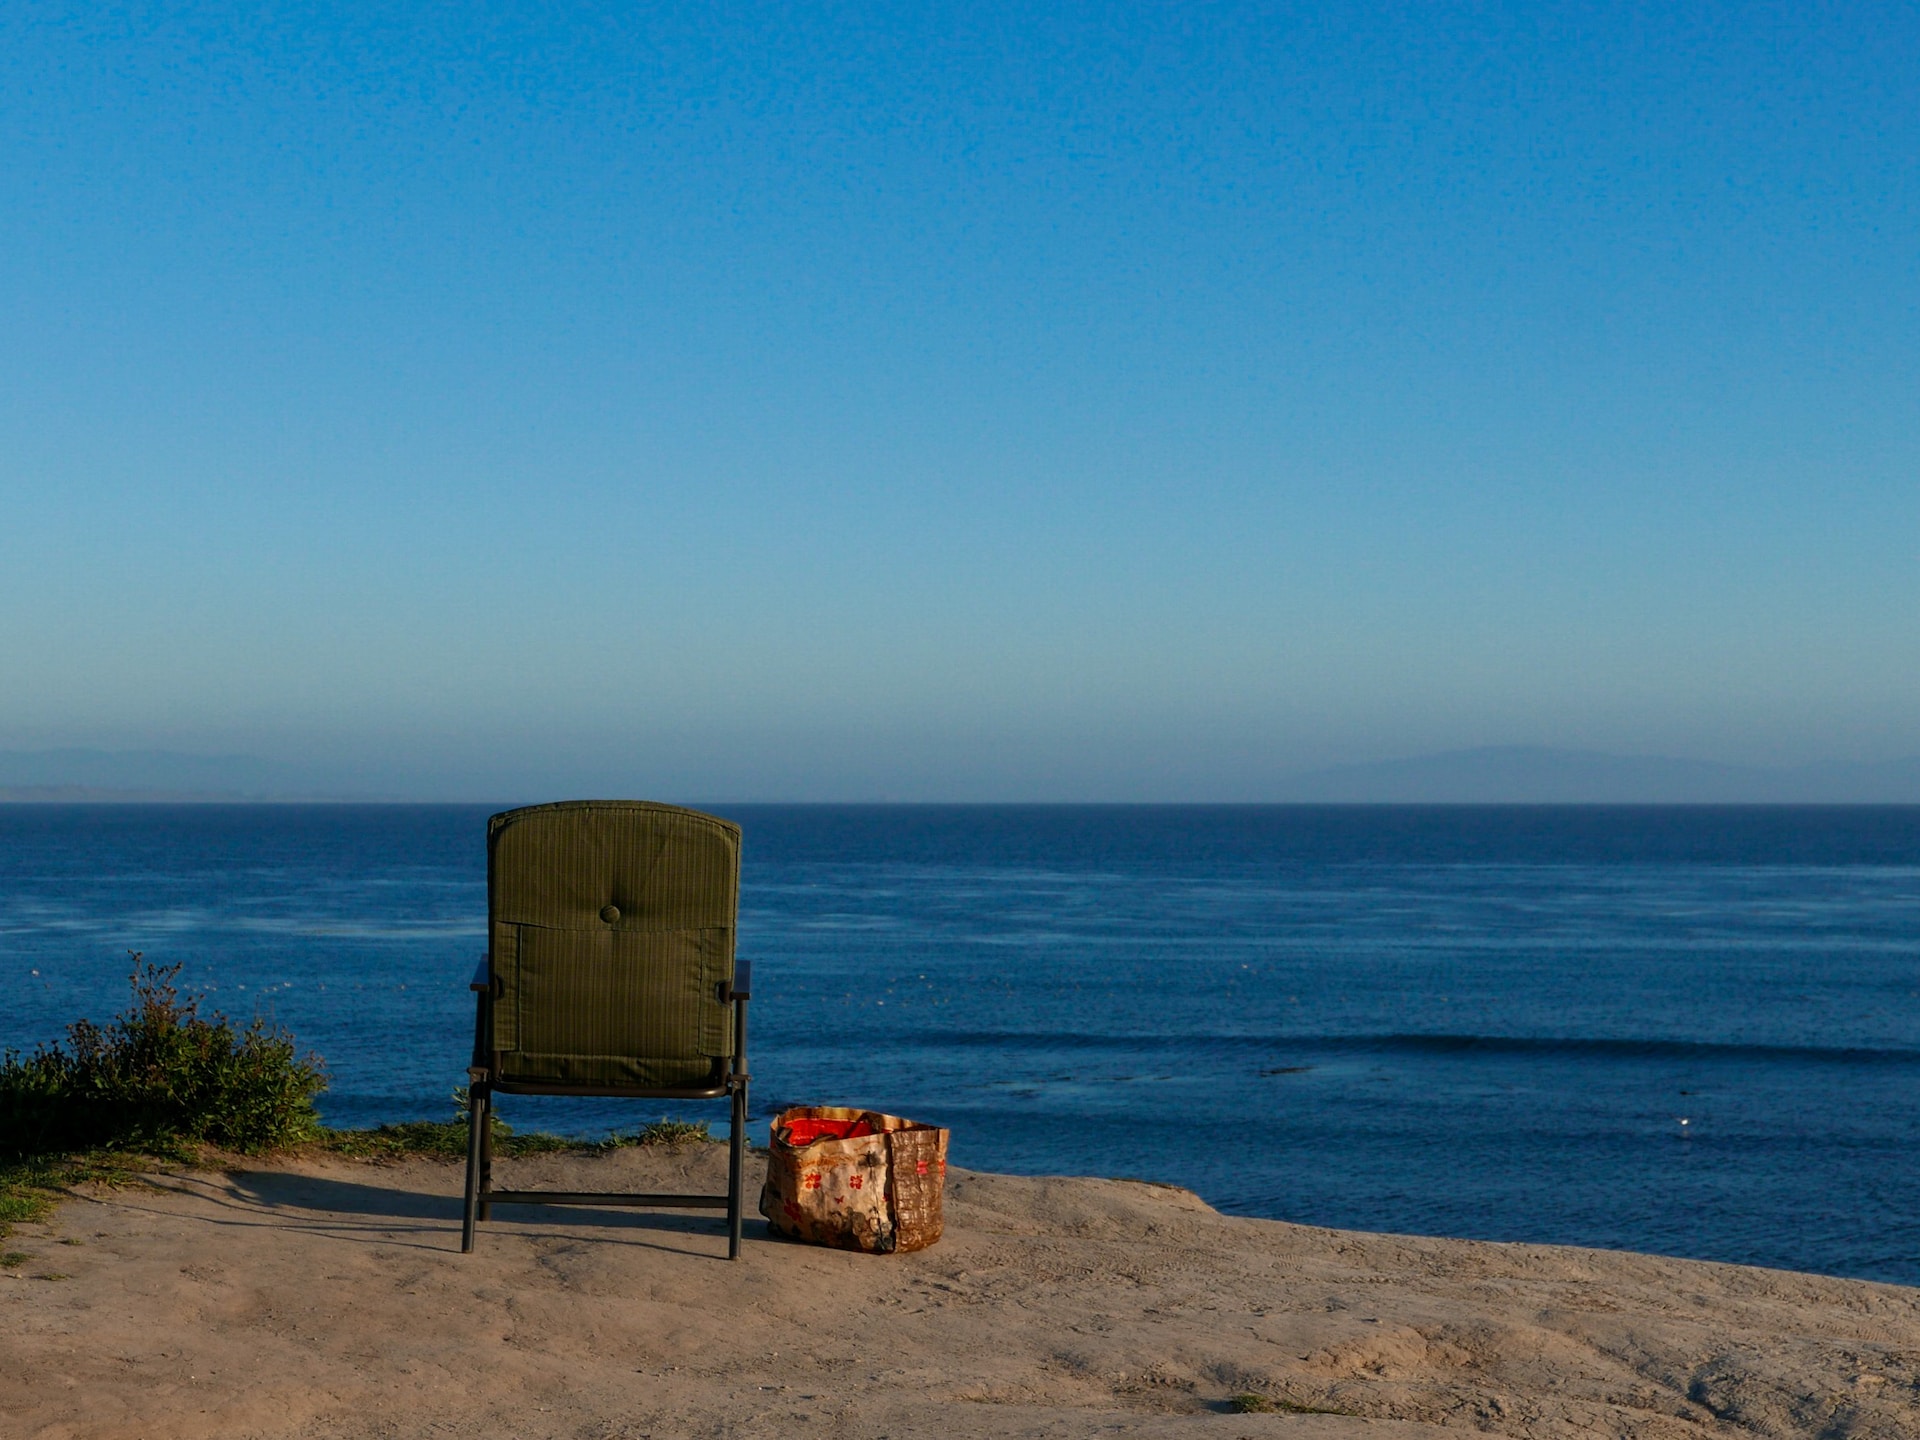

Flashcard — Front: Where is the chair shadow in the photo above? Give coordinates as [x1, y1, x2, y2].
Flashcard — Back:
[151, 1169, 755, 1258]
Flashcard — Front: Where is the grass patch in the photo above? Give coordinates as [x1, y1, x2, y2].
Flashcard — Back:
[320, 1086, 716, 1160]
[500, 1129, 580, 1156]
[0, 1160, 60, 1229]
[0, 1149, 156, 1243]
[318, 1121, 587, 1160]
[1226, 1392, 1352, 1416]
[319, 1120, 472, 1160]
[319, 1111, 715, 1160]
[0, 1250, 28, 1268]
[623, 1119, 712, 1147]
[323, 1087, 603, 1160]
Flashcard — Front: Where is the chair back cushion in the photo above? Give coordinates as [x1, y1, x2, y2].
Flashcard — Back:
[487, 801, 739, 1088]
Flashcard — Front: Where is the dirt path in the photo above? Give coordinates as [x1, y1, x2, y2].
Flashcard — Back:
[4, 1145, 1917, 1438]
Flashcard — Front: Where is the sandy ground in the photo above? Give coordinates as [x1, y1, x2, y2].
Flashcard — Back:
[3, 1145, 1918, 1439]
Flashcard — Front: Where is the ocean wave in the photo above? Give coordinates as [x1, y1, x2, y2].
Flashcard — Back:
[913, 1030, 1920, 1065]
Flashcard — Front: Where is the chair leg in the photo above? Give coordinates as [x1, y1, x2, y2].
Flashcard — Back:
[728, 1082, 747, 1259]
[462, 1085, 487, 1253]
[478, 1088, 494, 1222]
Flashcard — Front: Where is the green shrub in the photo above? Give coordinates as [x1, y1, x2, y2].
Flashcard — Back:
[0, 954, 326, 1160]
[1, 959, 722, 1184]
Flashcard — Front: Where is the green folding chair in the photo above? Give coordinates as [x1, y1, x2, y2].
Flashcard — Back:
[461, 801, 753, 1257]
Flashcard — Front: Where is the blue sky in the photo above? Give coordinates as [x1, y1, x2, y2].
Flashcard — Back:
[2, 2, 1916, 799]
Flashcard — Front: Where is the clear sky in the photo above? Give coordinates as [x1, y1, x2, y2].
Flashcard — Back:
[3, 2, 1916, 800]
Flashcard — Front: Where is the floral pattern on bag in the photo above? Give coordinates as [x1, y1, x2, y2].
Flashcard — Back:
[758, 1105, 948, 1253]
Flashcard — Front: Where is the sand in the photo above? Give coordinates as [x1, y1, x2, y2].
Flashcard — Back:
[3, 1144, 1917, 1439]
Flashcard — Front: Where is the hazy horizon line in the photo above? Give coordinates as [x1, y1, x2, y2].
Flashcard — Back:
[6, 743, 1920, 806]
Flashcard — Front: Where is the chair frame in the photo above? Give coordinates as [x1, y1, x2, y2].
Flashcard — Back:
[461, 957, 752, 1257]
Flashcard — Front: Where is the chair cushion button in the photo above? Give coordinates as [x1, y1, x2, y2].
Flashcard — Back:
[600, 904, 620, 923]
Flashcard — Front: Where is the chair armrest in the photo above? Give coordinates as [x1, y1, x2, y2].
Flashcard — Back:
[471, 958, 490, 992]
[722, 960, 752, 1002]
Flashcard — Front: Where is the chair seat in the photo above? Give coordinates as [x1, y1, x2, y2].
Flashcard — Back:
[492, 1053, 726, 1090]
[485, 1073, 737, 1101]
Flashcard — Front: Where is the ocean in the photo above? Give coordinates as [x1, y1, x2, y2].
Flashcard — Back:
[2, 803, 1917, 1285]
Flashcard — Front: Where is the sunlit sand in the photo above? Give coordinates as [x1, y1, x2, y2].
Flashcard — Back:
[5, 1144, 1916, 1438]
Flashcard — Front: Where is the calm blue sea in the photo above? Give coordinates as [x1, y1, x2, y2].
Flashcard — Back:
[3, 804, 1918, 1285]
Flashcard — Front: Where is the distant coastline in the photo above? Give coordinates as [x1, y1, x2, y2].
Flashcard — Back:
[0, 786, 356, 804]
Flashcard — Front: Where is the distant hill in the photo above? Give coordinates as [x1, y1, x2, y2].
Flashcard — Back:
[0, 785, 259, 802]
[1271, 746, 1920, 803]
[0, 749, 336, 802]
